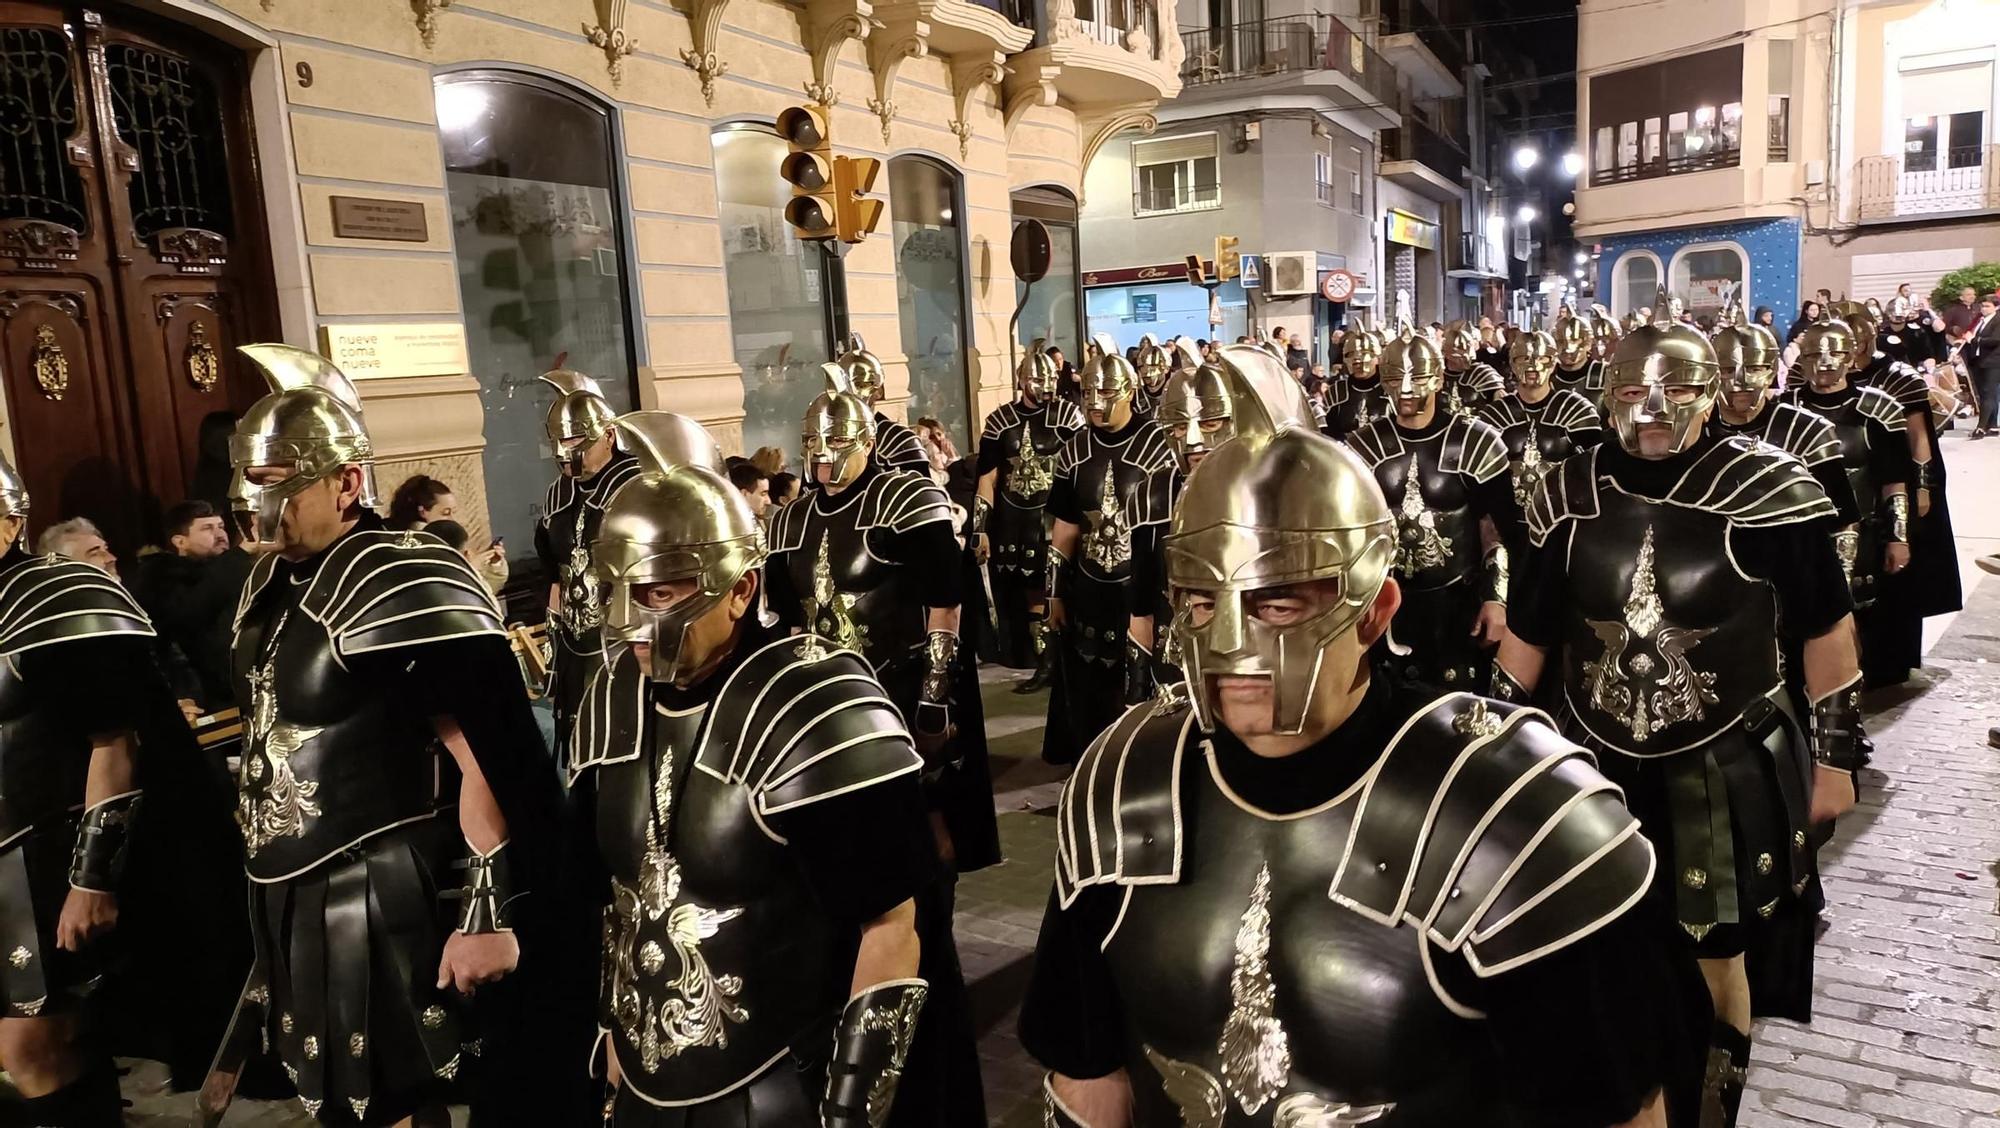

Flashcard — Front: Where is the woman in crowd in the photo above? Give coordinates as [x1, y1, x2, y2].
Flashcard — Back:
[1786, 299, 1823, 344]
[386, 473, 457, 530]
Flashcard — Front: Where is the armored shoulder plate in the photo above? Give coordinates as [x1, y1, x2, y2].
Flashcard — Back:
[1855, 385, 1910, 432]
[1664, 436, 1838, 528]
[1762, 401, 1843, 467]
[1440, 416, 1510, 483]
[1476, 397, 1527, 432]
[1053, 699, 1197, 908]
[570, 645, 649, 774]
[1050, 400, 1088, 433]
[541, 456, 643, 526]
[1346, 417, 1399, 467]
[299, 529, 505, 658]
[233, 550, 281, 632]
[1054, 427, 1092, 478]
[693, 636, 921, 816]
[874, 416, 929, 474]
[1460, 363, 1507, 397]
[1526, 447, 1602, 548]
[981, 402, 1022, 443]
[1543, 389, 1604, 434]
[1125, 420, 1178, 475]
[1328, 694, 1654, 976]
[0, 555, 153, 657]
[860, 470, 955, 535]
[1865, 361, 1929, 414]
[766, 495, 811, 555]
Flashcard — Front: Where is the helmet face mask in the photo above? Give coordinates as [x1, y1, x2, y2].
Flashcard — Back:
[1018, 338, 1060, 400]
[1082, 354, 1138, 420]
[1441, 321, 1478, 370]
[230, 345, 379, 552]
[1508, 331, 1558, 389]
[1712, 323, 1781, 397]
[1135, 334, 1171, 394]
[1603, 299, 1719, 456]
[1797, 320, 1858, 391]
[801, 391, 876, 488]
[1341, 328, 1383, 380]
[1553, 315, 1592, 369]
[1380, 331, 1445, 409]
[1157, 365, 1237, 472]
[836, 336, 887, 406]
[1590, 315, 1621, 362]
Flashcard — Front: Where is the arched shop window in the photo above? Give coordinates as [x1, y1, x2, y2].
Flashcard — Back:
[1610, 250, 1662, 318]
[712, 123, 841, 461]
[890, 156, 973, 452]
[1670, 243, 1749, 319]
[1012, 185, 1082, 366]
[436, 71, 637, 568]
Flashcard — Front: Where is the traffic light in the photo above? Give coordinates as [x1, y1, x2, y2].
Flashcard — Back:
[777, 105, 837, 241]
[1185, 254, 1208, 287]
[1214, 235, 1240, 282]
[832, 156, 884, 245]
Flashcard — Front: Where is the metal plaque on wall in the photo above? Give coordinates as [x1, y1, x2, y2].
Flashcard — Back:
[330, 196, 431, 242]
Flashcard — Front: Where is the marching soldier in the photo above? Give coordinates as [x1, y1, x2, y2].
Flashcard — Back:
[1325, 323, 1390, 439]
[1348, 329, 1518, 690]
[1042, 336, 1176, 763]
[1131, 333, 1172, 419]
[1479, 329, 1603, 517]
[764, 374, 993, 1128]
[1439, 320, 1508, 419]
[1499, 298, 1865, 1127]
[1550, 308, 1607, 399]
[1708, 315, 1858, 525]
[213, 345, 560, 1125]
[833, 335, 931, 476]
[1022, 395, 1691, 1128]
[535, 369, 641, 763]
[1783, 316, 1915, 682]
[573, 411, 935, 1127]
[976, 341, 1087, 687]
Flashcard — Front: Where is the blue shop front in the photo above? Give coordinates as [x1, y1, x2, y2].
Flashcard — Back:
[1593, 217, 1801, 323]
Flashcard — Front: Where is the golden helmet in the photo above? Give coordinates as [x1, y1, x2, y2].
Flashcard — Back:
[539, 369, 618, 465]
[1380, 325, 1445, 400]
[1017, 337, 1060, 398]
[1081, 331, 1138, 415]
[834, 334, 887, 404]
[1508, 330, 1559, 388]
[0, 450, 25, 521]
[1711, 314, 1783, 396]
[1602, 290, 1719, 453]
[1441, 320, 1479, 368]
[229, 344, 379, 546]
[1795, 319, 1861, 389]
[802, 362, 877, 489]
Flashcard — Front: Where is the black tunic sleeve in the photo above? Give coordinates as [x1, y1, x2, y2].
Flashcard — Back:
[976, 427, 1006, 476]
[1506, 525, 1572, 650]
[766, 769, 937, 926]
[19, 634, 162, 738]
[534, 516, 557, 579]
[1730, 518, 1856, 641]
[1018, 884, 1129, 1080]
[1128, 524, 1166, 618]
[1811, 460, 1862, 526]
[885, 521, 965, 610]
[761, 556, 807, 633]
[1470, 469, 1526, 550]
[1475, 890, 1711, 1127]
[1866, 420, 1912, 487]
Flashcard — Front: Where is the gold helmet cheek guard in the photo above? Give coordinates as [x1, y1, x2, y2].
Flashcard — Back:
[1167, 531, 1394, 735]
[227, 433, 377, 548]
[599, 547, 736, 683]
[1605, 369, 1717, 453]
[801, 391, 875, 488]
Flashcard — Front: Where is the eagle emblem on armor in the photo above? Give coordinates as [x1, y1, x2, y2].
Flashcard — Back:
[1006, 426, 1055, 501]
[1393, 460, 1452, 575]
[805, 537, 866, 652]
[560, 507, 604, 637]
[237, 661, 323, 856]
[1581, 525, 1719, 742]
[1082, 469, 1132, 572]
[1511, 444, 1546, 512]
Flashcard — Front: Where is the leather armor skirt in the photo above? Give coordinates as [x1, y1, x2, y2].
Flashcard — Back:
[243, 816, 473, 1124]
[1042, 572, 1132, 766]
[0, 816, 93, 1018]
[1386, 579, 1490, 692]
[610, 1049, 820, 1127]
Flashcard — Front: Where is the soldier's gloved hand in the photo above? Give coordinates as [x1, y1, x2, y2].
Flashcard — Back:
[1124, 636, 1156, 705]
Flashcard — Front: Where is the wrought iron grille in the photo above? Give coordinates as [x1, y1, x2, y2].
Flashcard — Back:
[0, 25, 88, 232]
[105, 42, 233, 238]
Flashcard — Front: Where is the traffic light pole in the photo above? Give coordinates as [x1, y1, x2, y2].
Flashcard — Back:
[820, 238, 852, 355]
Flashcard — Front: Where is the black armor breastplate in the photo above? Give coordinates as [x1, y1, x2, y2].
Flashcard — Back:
[1560, 491, 1781, 757]
[1326, 378, 1390, 437]
[1369, 434, 1479, 591]
[783, 501, 921, 672]
[1551, 361, 1605, 397]
[1790, 389, 1880, 524]
[544, 455, 641, 656]
[1485, 396, 1590, 511]
[232, 587, 440, 881]
[1108, 765, 1491, 1125]
[1071, 427, 1171, 585]
[594, 704, 837, 1102]
[0, 656, 86, 848]
[994, 405, 1068, 509]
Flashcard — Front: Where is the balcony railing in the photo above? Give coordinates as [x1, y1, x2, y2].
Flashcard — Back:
[1592, 144, 1740, 186]
[969, 0, 1036, 30]
[1856, 146, 2000, 221]
[1065, 0, 1160, 52]
[1135, 182, 1220, 215]
[1179, 13, 1398, 108]
[1381, 115, 1464, 182]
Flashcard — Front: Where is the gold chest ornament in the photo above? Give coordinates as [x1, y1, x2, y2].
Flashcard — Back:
[1082, 468, 1132, 572]
[1005, 420, 1055, 501]
[561, 505, 603, 636]
[1581, 525, 1720, 742]
[236, 610, 323, 857]
[1392, 459, 1452, 575]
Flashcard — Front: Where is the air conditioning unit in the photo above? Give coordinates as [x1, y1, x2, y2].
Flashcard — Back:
[1266, 251, 1314, 296]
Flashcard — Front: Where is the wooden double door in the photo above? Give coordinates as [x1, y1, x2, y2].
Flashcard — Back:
[0, 2, 276, 550]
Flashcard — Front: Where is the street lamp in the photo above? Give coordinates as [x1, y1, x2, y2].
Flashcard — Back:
[1561, 152, 1584, 177]
[1512, 146, 1540, 172]
[1515, 204, 1538, 223]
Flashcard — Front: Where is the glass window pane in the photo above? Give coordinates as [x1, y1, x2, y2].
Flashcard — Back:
[437, 73, 636, 565]
[1672, 247, 1745, 313]
[1948, 110, 1985, 167]
[1618, 122, 1639, 168]
[711, 125, 834, 461]
[1595, 126, 1613, 171]
[1905, 116, 1940, 172]
[1643, 118, 1661, 164]
[1620, 255, 1658, 318]
[1017, 224, 1078, 363]
[889, 158, 971, 452]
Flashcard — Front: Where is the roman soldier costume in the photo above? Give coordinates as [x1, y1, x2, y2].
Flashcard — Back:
[219, 345, 558, 1125]
[1549, 309, 1608, 399]
[1479, 330, 1603, 514]
[536, 370, 642, 761]
[977, 341, 1086, 673]
[1348, 331, 1517, 690]
[573, 412, 933, 1127]
[1505, 302, 1863, 1124]
[1041, 344, 1176, 763]
[1325, 325, 1390, 439]
[1707, 320, 1858, 524]
[1021, 412, 1678, 1128]
[1783, 318, 1911, 611]
[1439, 320, 1507, 419]
[834, 336, 930, 476]
[765, 378, 993, 1128]
[1130, 332, 1171, 419]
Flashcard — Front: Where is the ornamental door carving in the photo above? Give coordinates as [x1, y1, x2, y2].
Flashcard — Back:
[0, 3, 275, 548]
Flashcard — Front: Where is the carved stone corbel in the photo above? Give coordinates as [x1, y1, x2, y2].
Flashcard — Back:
[1002, 64, 1058, 142]
[1078, 111, 1156, 204]
[803, 6, 873, 108]
[584, 0, 639, 86]
[679, 0, 733, 106]
[948, 54, 1006, 160]
[865, 29, 927, 144]
[411, 0, 450, 49]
